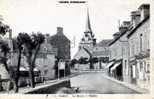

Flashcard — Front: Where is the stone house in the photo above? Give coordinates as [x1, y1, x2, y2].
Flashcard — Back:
[35, 39, 57, 80]
[108, 21, 131, 81]
[127, 4, 150, 89]
[49, 27, 71, 61]
[107, 4, 150, 89]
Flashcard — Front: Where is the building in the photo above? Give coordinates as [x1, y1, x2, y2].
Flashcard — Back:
[7, 33, 58, 82]
[107, 4, 150, 89]
[74, 9, 96, 62]
[127, 4, 150, 89]
[49, 27, 71, 61]
[0, 31, 12, 91]
[73, 9, 96, 70]
[35, 36, 57, 80]
[79, 9, 96, 52]
[93, 39, 112, 69]
[108, 21, 131, 81]
[74, 9, 111, 70]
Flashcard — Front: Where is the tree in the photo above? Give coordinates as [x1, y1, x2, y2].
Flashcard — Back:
[0, 21, 10, 72]
[0, 20, 11, 91]
[91, 57, 99, 64]
[89, 56, 94, 69]
[22, 32, 45, 88]
[70, 59, 78, 68]
[78, 57, 88, 64]
[12, 33, 25, 92]
[0, 41, 10, 72]
[0, 21, 10, 36]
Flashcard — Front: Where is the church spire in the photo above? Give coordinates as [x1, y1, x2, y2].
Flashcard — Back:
[85, 8, 92, 33]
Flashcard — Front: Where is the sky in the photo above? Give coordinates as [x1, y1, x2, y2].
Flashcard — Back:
[0, 0, 151, 58]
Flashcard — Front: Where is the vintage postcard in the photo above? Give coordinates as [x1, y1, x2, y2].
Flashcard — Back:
[0, 0, 153, 99]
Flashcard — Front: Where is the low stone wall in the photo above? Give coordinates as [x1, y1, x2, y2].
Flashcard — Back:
[25, 80, 71, 94]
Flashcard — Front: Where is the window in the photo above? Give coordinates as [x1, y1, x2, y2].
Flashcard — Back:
[140, 34, 143, 52]
[132, 44, 135, 56]
[125, 60, 128, 75]
[125, 60, 127, 69]
[140, 62, 143, 71]
[146, 63, 150, 73]
[44, 69, 48, 75]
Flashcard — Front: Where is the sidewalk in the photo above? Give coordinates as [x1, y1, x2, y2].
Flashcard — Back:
[103, 74, 149, 94]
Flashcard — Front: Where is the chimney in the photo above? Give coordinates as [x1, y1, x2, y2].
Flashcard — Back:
[118, 21, 130, 33]
[93, 38, 96, 45]
[138, 4, 150, 21]
[131, 11, 141, 27]
[119, 26, 128, 33]
[123, 21, 131, 27]
[113, 32, 120, 39]
[57, 27, 63, 35]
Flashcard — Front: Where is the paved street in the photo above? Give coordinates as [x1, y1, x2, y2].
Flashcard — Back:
[70, 72, 139, 94]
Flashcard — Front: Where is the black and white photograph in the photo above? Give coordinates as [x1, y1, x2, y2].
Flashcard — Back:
[0, 0, 153, 96]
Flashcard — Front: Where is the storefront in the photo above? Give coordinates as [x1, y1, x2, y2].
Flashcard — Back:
[105, 61, 115, 75]
[110, 60, 122, 81]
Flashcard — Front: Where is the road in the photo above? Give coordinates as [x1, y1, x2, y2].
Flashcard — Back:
[69, 72, 139, 94]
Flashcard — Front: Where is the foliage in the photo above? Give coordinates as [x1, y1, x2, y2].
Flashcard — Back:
[20, 32, 45, 88]
[0, 21, 10, 36]
[70, 59, 78, 68]
[0, 40, 10, 71]
[89, 57, 99, 64]
[78, 57, 88, 64]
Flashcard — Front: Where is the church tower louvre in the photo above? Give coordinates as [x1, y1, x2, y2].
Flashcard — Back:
[79, 8, 96, 51]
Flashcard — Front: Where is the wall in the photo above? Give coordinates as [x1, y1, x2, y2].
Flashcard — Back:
[129, 19, 150, 58]
[128, 18, 150, 89]
[74, 48, 90, 60]
[109, 40, 122, 61]
[35, 54, 56, 80]
[109, 31, 130, 82]
[25, 80, 71, 94]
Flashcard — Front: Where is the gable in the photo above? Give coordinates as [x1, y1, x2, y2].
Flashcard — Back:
[74, 47, 91, 60]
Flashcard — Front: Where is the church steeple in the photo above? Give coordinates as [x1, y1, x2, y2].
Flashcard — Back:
[79, 8, 96, 50]
[85, 8, 92, 33]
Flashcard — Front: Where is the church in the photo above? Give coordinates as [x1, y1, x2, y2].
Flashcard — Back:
[74, 9, 112, 70]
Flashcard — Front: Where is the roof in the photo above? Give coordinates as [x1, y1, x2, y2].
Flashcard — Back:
[138, 4, 150, 9]
[92, 50, 110, 57]
[109, 16, 149, 46]
[73, 47, 92, 60]
[127, 16, 149, 38]
[109, 30, 127, 46]
[97, 39, 113, 47]
[50, 33, 70, 43]
[83, 47, 92, 57]
[85, 8, 92, 33]
[39, 42, 57, 54]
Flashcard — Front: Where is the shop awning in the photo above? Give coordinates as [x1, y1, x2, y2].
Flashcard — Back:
[111, 61, 121, 71]
[106, 61, 115, 68]
[34, 68, 39, 71]
[20, 67, 28, 71]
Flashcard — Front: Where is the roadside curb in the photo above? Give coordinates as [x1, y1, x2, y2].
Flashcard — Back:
[103, 74, 149, 94]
